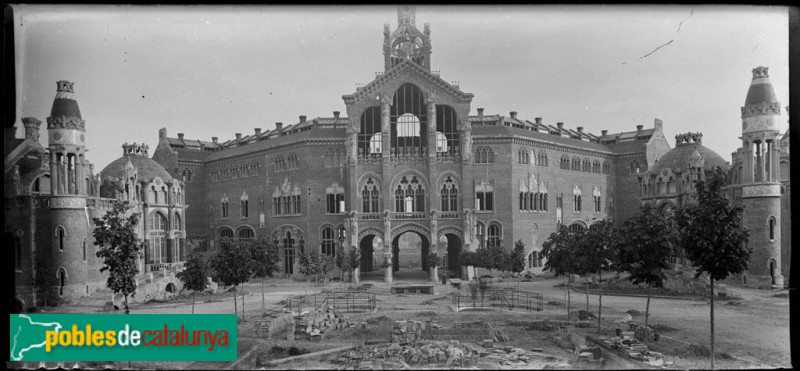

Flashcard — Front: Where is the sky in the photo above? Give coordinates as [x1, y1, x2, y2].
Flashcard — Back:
[13, 5, 789, 172]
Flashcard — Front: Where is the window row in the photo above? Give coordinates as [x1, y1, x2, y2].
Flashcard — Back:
[209, 160, 262, 182]
[517, 149, 549, 166]
[474, 222, 501, 248]
[559, 155, 610, 174]
[273, 195, 302, 215]
[475, 147, 495, 164]
[275, 153, 299, 172]
[519, 192, 549, 212]
[324, 148, 344, 167]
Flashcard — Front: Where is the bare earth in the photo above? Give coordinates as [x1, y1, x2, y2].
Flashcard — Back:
[17, 273, 791, 370]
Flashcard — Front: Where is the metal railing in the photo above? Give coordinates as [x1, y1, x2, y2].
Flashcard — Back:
[284, 289, 377, 314]
[451, 288, 543, 313]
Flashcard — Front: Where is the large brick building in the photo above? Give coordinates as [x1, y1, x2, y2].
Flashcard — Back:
[7, 81, 188, 311]
[151, 7, 674, 282]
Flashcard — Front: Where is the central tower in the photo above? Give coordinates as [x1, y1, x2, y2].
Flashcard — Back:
[383, 5, 432, 71]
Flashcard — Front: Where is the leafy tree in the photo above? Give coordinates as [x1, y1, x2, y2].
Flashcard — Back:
[211, 238, 252, 318]
[249, 239, 281, 313]
[541, 225, 581, 319]
[176, 252, 208, 314]
[92, 200, 145, 314]
[509, 240, 527, 274]
[616, 204, 677, 329]
[579, 219, 618, 332]
[486, 243, 508, 276]
[298, 248, 334, 287]
[345, 247, 361, 284]
[33, 252, 58, 307]
[675, 168, 751, 369]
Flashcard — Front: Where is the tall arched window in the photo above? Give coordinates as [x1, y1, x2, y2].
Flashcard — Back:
[58, 268, 67, 296]
[219, 227, 234, 240]
[568, 223, 586, 234]
[150, 212, 167, 264]
[56, 226, 66, 251]
[359, 106, 382, 158]
[436, 105, 460, 156]
[321, 227, 335, 257]
[602, 161, 610, 174]
[391, 84, 427, 156]
[475, 222, 485, 248]
[396, 176, 425, 212]
[362, 178, 380, 213]
[768, 217, 776, 241]
[561, 155, 570, 169]
[487, 224, 501, 248]
[475, 147, 494, 164]
[82, 239, 86, 261]
[237, 227, 255, 242]
[440, 176, 458, 212]
[283, 232, 295, 274]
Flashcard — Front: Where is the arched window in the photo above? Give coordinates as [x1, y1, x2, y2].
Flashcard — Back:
[583, 158, 591, 172]
[440, 176, 458, 212]
[768, 217, 776, 241]
[362, 177, 380, 213]
[475, 147, 494, 164]
[237, 227, 255, 242]
[321, 227, 335, 257]
[391, 84, 427, 156]
[572, 157, 581, 171]
[602, 161, 610, 174]
[83, 239, 86, 261]
[283, 232, 295, 274]
[436, 105, 460, 156]
[487, 224, 501, 248]
[561, 155, 570, 170]
[593, 160, 601, 173]
[150, 212, 167, 264]
[569, 223, 585, 234]
[396, 176, 425, 212]
[326, 183, 345, 214]
[219, 227, 234, 240]
[56, 226, 66, 251]
[58, 268, 67, 296]
[359, 106, 382, 158]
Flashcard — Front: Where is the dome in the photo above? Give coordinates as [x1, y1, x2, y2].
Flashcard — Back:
[50, 80, 83, 119]
[100, 144, 173, 183]
[744, 66, 778, 107]
[649, 135, 729, 175]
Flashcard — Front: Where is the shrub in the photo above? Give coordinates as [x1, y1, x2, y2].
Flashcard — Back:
[626, 309, 642, 316]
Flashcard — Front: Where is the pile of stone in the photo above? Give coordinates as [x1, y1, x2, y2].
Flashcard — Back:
[602, 331, 665, 367]
[335, 340, 570, 370]
[391, 320, 426, 343]
[295, 305, 352, 341]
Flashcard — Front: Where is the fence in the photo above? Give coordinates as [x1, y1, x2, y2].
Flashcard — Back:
[284, 289, 377, 313]
[451, 288, 543, 313]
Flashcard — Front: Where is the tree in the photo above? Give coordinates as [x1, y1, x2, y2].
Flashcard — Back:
[616, 204, 677, 329]
[249, 239, 281, 313]
[580, 219, 618, 332]
[176, 252, 208, 314]
[299, 248, 334, 287]
[541, 225, 581, 319]
[675, 168, 751, 370]
[345, 247, 361, 285]
[33, 252, 58, 307]
[211, 238, 252, 319]
[92, 200, 145, 314]
[486, 244, 508, 276]
[508, 240, 527, 275]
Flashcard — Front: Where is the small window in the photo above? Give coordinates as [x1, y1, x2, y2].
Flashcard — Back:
[57, 227, 66, 251]
[769, 218, 776, 241]
[477, 191, 494, 211]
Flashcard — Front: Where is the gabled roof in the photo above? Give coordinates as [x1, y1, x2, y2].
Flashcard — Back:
[343, 59, 474, 104]
[205, 126, 346, 163]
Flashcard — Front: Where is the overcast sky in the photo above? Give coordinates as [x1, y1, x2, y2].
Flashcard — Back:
[13, 5, 788, 172]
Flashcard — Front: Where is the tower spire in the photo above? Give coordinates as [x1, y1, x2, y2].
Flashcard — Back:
[383, 6, 431, 71]
[398, 5, 415, 26]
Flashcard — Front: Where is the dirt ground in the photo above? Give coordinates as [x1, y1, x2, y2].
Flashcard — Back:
[19, 273, 791, 370]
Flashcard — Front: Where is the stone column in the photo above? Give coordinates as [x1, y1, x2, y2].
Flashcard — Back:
[427, 92, 437, 158]
[381, 91, 392, 158]
[50, 152, 58, 195]
[429, 210, 438, 282]
[383, 211, 393, 284]
[743, 140, 754, 183]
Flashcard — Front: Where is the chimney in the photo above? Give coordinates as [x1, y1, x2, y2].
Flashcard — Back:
[577, 126, 584, 134]
[509, 111, 517, 119]
[159, 128, 167, 140]
[299, 115, 307, 123]
[333, 111, 340, 119]
[534, 117, 542, 125]
[212, 137, 218, 144]
[654, 118, 663, 131]
[22, 117, 42, 142]
[178, 133, 184, 140]
[636, 125, 643, 132]
[477, 108, 484, 116]
[255, 128, 261, 135]
[557, 122, 564, 129]
[276, 122, 283, 130]
[235, 133, 242, 141]
[601, 129, 608, 136]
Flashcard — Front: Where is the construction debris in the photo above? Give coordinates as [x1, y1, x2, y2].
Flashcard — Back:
[294, 304, 352, 341]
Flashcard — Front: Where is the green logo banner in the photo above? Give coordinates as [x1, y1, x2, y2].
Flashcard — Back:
[9, 314, 237, 361]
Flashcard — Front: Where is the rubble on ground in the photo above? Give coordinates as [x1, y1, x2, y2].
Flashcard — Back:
[600, 328, 668, 367]
[294, 304, 352, 341]
[334, 340, 571, 370]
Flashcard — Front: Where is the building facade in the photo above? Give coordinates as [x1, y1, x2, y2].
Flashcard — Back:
[7, 81, 187, 311]
[151, 7, 673, 282]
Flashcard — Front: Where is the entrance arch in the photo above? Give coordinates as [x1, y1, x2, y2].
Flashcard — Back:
[444, 233, 462, 277]
[392, 231, 430, 273]
[360, 235, 376, 272]
[165, 283, 176, 293]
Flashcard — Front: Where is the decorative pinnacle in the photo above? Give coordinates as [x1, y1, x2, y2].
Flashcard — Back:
[56, 80, 75, 93]
[752, 66, 769, 79]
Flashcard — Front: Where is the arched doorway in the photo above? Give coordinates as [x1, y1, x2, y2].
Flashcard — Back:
[360, 235, 375, 272]
[445, 234, 462, 277]
[769, 259, 777, 285]
[58, 268, 67, 296]
[392, 231, 429, 276]
[165, 283, 176, 293]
